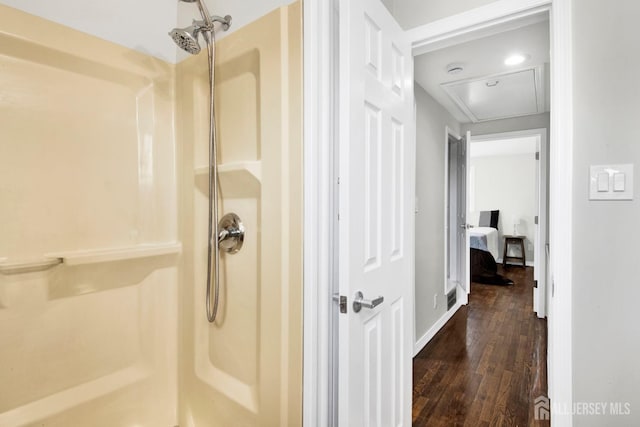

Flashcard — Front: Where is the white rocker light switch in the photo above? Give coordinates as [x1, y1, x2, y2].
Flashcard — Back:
[590, 164, 633, 200]
[597, 172, 609, 192]
[614, 173, 625, 192]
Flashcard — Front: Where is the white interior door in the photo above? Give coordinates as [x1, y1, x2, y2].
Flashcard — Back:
[457, 132, 471, 301]
[338, 0, 414, 425]
[534, 132, 548, 317]
[447, 137, 459, 291]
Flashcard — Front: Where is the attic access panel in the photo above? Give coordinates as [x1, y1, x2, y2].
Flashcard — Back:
[441, 67, 544, 123]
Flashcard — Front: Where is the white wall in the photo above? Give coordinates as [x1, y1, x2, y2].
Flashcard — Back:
[464, 113, 551, 248]
[572, 0, 640, 425]
[470, 153, 537, 262]
[0, 0, 294, 63]
[414, 83, 461, 345]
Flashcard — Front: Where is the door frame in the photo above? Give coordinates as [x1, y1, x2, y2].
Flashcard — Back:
[302, 0, 339, 425]
[303, 0, 574, 425]
[406, 4, 574, 424]
[469, 128, 549, 318]
[443, 128, 469, 305]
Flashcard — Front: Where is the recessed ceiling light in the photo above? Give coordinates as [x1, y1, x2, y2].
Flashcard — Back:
[504, 54, 527, 66]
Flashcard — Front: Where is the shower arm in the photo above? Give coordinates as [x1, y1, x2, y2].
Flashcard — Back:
[193, 0, 214, 28]
[190, 0, 231, 32]
[193, 16, 232, 32]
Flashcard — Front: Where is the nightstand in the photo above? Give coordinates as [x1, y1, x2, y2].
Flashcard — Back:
[503, 235, 526, 267]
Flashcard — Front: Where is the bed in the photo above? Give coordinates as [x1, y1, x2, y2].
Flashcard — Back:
[469, 210, 512, 285]
[470, 227, 500, 261]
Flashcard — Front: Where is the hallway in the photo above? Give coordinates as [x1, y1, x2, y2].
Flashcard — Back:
[412, 266, 549, 426]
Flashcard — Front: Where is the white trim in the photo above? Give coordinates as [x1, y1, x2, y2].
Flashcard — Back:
[407, 0, 551, 57]
[302, 0, 338, 425]
[547, 0, 573, 422]
[413, 301, 463, 357]
[443, 126, 460, 297]
[407, 1, 573, 425]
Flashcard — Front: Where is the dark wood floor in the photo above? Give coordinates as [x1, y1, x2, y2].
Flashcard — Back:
[412, 266, 549, 427]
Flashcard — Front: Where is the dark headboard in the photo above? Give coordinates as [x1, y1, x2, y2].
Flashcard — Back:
[478, 210, 500, 229]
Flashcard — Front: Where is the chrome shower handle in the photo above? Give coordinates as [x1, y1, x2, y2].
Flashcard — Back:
[218, 213, 244, 254]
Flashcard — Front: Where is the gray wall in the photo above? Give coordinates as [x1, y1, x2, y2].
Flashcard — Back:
[414, 83, 460, 345]
[572, 0, 640, 425]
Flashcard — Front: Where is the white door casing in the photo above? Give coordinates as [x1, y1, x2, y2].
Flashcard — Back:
[459, 132, 471, 301]
[338, 0, 415, 425]
[446, 133, 460, 293]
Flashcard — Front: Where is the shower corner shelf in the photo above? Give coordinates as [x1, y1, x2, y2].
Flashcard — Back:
[46, 242, 183, 266]
[195, 160, 262, 184]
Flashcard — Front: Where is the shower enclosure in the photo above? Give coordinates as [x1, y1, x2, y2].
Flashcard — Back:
[0, 2, 302, 426]
[176, 2, 303, 425]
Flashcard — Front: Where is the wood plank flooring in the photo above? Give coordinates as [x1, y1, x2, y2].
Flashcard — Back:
[413, 266, 549, 427]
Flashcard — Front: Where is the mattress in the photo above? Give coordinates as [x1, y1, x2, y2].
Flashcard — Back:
[469, 227, 499, 261]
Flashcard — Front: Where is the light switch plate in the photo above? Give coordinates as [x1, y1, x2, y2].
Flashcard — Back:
[589, 164, 634, 200]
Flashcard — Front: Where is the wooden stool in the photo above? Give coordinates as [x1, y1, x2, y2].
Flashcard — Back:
[503, 235, 526, 267]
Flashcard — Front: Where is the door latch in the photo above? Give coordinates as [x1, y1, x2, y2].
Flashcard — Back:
[332, 294, 347, 313]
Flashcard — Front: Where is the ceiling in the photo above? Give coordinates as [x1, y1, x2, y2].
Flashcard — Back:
[414, 19, 550, 123]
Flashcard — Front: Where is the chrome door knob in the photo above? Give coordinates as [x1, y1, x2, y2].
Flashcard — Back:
[352, 291, 384, 313]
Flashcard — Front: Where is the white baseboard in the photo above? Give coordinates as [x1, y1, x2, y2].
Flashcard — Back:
[413, 300, 462, 357]
[496, 258, 534, 267]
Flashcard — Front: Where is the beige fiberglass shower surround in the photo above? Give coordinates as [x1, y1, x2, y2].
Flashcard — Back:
[0, 1, 302, 426]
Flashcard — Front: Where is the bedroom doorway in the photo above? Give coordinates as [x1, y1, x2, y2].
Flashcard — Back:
[470, 129, 549, 317]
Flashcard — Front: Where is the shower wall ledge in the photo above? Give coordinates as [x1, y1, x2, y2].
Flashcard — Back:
[0, 257, 62, 275]
[46, 242, 183, 266]
[0, 242, 182, 274]
[195, 160, 262, 181]
[195, 161, 262, 195]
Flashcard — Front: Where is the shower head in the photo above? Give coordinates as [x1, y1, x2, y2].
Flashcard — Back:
[170, 0, 231, 55]
[169, 25, 201, 55]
